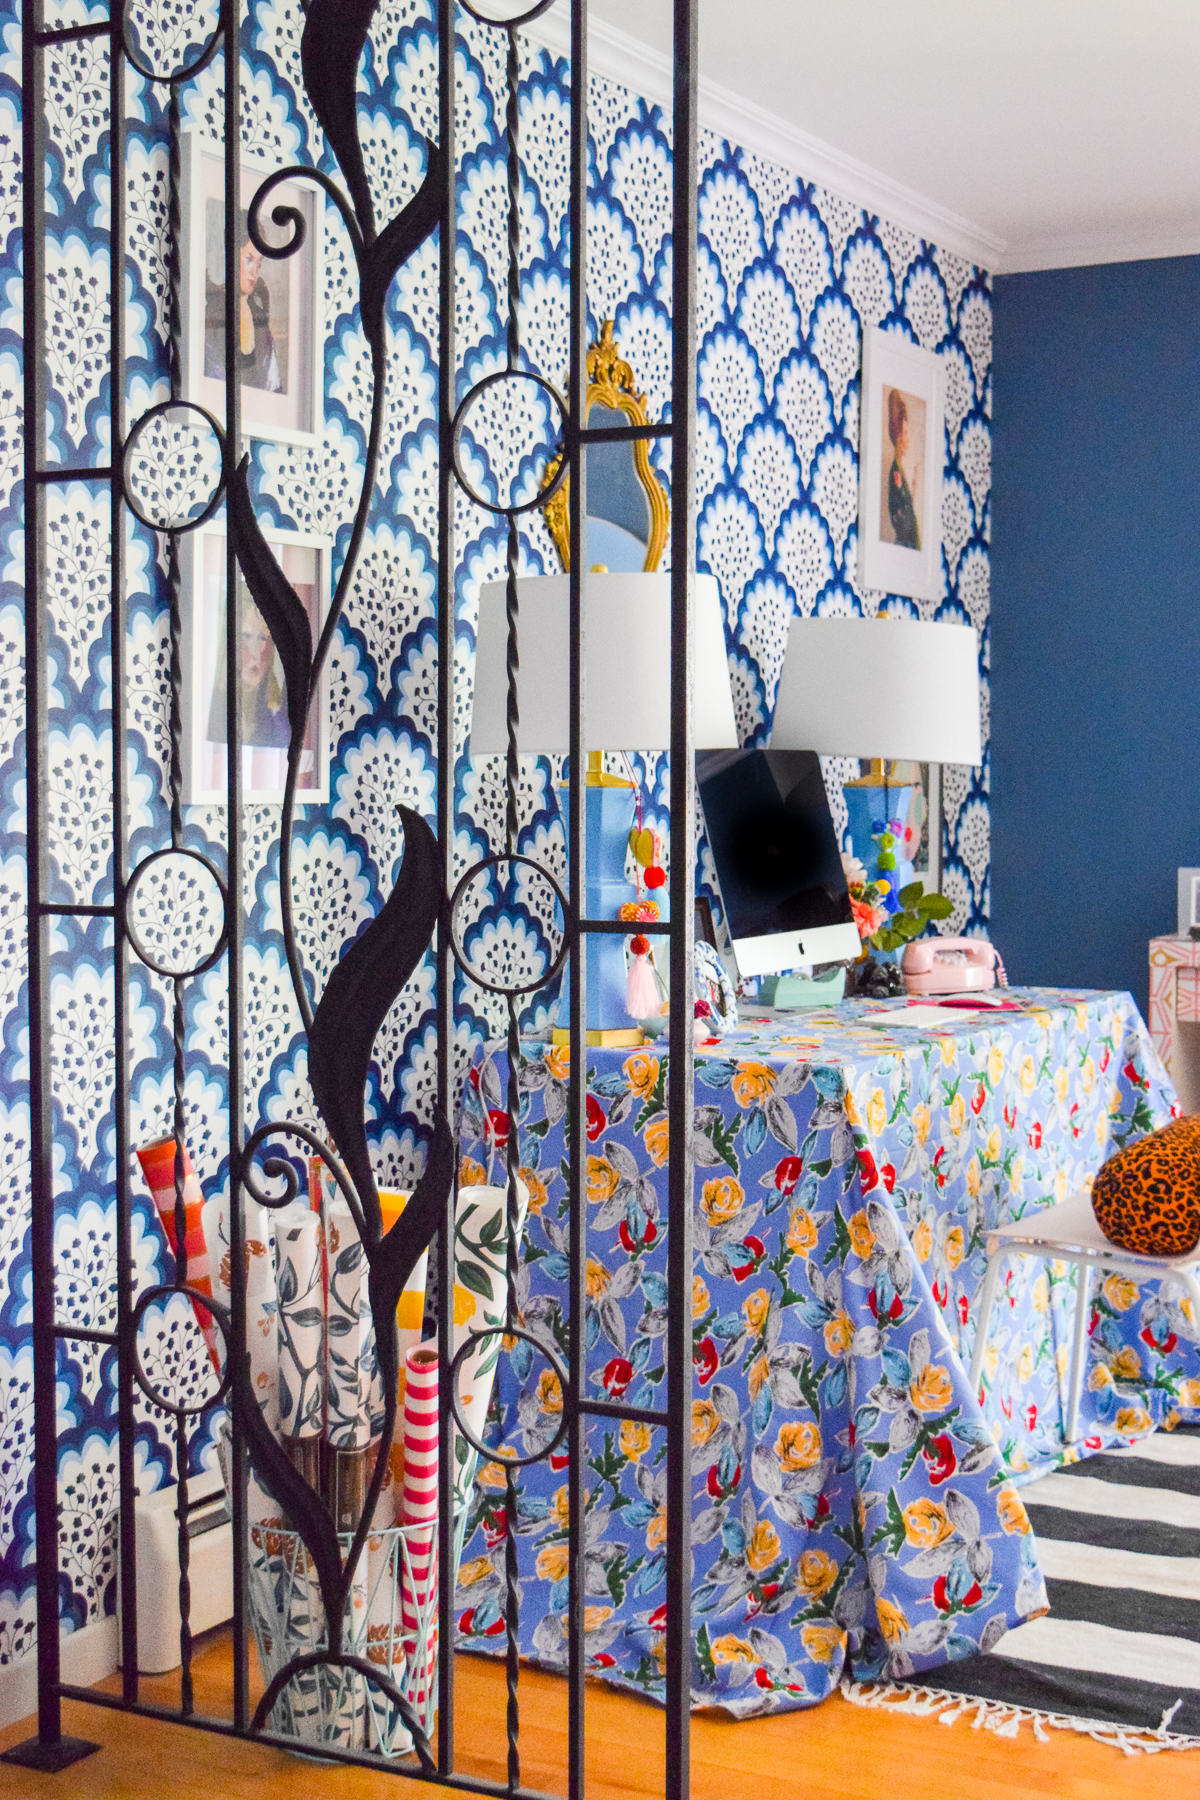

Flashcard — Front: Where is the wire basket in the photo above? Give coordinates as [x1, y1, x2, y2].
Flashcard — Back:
[245, 1511, 467, 1755]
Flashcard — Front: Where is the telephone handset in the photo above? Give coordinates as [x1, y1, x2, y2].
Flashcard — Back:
[901, 937, 1007, 995]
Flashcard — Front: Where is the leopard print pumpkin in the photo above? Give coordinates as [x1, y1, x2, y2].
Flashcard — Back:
[1091, 1114, 1200, 1258]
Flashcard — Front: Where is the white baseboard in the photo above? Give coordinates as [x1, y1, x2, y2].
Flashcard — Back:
[0, 1616, 119, 1732]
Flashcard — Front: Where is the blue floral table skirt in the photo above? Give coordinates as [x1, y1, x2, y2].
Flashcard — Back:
[454, 989, 1186, 1715]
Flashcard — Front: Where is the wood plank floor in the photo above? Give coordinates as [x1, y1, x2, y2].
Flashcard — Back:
[1, 1629, 1196, 1800]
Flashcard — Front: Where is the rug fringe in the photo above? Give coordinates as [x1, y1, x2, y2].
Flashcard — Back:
[839, 1677, 1200, 1757]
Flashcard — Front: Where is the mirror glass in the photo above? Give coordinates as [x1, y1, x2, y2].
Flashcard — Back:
[585, 400, 650, 572]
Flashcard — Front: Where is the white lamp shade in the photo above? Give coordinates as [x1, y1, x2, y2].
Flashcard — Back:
[771, 616, 982, 765]
[469, 572, 738, 754]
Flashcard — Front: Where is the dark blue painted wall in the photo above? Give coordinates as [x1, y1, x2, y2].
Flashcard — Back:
[991, 256, 1200, 1012]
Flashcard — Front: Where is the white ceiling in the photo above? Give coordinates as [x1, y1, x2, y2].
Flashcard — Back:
[533, 0, 1200, 274]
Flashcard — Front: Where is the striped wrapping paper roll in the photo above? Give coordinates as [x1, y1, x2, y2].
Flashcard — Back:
[136, 1136, 221, 1373]
[400, 1346, 439, 1705]
[378, 1189, 429, 1497]
[273, 1201, 325, 1446]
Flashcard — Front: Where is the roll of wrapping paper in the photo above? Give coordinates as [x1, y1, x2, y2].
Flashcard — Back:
[449, 1181, 529, 1506]
[273, 1201, 325, 1480]
[324, 1196, 385, 1450]
[136, 1136, 221, 1373]
[378, 1188, 429, 1499]
[399, 1346, 439, 1707]
[201, 1192, 278, 1427]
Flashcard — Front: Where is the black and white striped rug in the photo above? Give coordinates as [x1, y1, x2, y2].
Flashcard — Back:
[845, 1428, 1200, 1752]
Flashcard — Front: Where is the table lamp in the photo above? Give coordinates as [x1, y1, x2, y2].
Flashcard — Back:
[770, 615, 982, 893]
[470, 571, 738, 1042]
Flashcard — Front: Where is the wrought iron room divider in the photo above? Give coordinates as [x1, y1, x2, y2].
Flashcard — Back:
[11, 0, 700, 1793]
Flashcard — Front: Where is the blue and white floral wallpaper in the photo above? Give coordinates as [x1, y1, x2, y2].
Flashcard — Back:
[0, 0, 991, 1683]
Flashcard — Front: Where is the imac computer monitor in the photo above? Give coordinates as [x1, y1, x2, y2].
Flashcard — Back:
[696, 748, 862, 978]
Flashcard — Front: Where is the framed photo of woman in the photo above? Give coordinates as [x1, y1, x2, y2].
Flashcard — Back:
[180, 132, 324, 446]
[181, 522, 332, 805]
[857, 326, 944, 601]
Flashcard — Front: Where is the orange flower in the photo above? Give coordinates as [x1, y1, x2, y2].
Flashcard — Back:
[644, 1114, 669, 1165]
[996, 1488, 1030, 1536]
[537, 1369, 563, 1415]
[619, 1420, 653, 1463]
[520, 1166, 549, 1215]
[746, 1353, 770, 1401]
[536, 1542, 570, 1582]
[700, 1176, 744, 1227]
[800, 1621, 846, 1666]
[731, 1063, 776, 1108]
[902, 1498, 952, 1548]
[776, 1420, 822, 1471]
[741, 1287, 770, 1334]
[875, 1597, 909, 1648]
[692, 1398, 721, 1449]
[585, 1257, 611, 1298]
[647, 1503, 668, 1549]
[587, 1155, 619, 1204]
[797, 1549, 838, 1598]
[787, 1207, 819, 1257]
[459, 1156, 487, 1187]
[910, 1362, 953, 1414]
[746, 1521, 781, 1574]
[823, 1310, 853, 1358]
[692, 1274, 711, 1318]
[544, 1042, 570, 1081]
[623, 1051, 660, 1100]
[847, 1209, 875, 1258]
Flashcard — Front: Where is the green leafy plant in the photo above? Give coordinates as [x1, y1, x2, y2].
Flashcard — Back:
[869, 879, 954, 952]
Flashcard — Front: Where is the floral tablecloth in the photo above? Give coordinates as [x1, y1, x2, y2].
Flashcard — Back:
[454, 989, 1186, 1715]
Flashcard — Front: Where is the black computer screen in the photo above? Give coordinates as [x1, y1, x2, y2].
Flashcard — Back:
[696, 748, 854, 942]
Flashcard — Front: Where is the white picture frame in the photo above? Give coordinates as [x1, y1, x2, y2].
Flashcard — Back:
[181, 522, 332, 806]
[857, 325, 944, 601]
[1178, 868, 1200, 936]
[180, 131, 324, 447]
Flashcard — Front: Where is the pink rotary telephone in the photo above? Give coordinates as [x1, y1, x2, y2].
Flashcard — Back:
[901, 937, 1006, 995]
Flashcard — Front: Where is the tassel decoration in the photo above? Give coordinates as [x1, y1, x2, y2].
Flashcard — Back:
[626, 933, 662, 1021]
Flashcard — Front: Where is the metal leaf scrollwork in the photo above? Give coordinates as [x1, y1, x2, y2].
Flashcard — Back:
[227, 460, 313, 747]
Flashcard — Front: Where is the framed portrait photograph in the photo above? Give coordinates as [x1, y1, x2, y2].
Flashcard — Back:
[181, 522, 332, 806]
[181, 132, 324, 446]
[857, 326, 944, 601]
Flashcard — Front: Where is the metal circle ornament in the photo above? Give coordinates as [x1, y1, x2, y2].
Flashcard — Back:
[448, 853, 568, 998]
[121, 400, 227, 534]
[457, 0, 558, 28]
[448, 1324, 569, 1469]
[131, 1283, 231, 1417]
[123, 847, 230, 979]
[450, 370, 568, 517]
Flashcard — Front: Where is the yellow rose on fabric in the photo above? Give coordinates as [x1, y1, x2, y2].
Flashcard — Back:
[847, 1209, 876, 1258]
[1009, 1155, 1024, 1196]
[647, 1504, 668, 1549]
[984, 1344, 999, 1381]
[1178, 1379, 1200, 1407]
[987, 1044, 1005, 1088]
[585, 1257, 611, 1298]
[692, 1398, 721, 1449]
[552, 1485, 571, 1527]
[692, 1273, 711, 1319]
[1184, 1296, 1198, 1326]
[644, 1114, 669, 1166]
[787, 1207, 819, 1256]
[747, 1353, 770, 1401]
[584, 1605, 613, 1633]
[1030, 1273, 1049, 1314]
[478, 1454, 516, 1490]
[801, 1621, 847, 1666]
[844, 1089, 861, 1126]
[742, 1287, 771, 1334]
[996, 1487, 1031, 1536]
[944, 1226, 965, 1271]
[623, 1051, 660, 1100]
[1112, 1346, 1142, 1380]
[587, 1155, 619, 1204]
[1054, 1066, 1069, 1102]
[910, 1362, 954, 1414]
[538, 1369, 564, 1415]
[1088, 1364, 1113, 1392]
[536, 1542, 570, 1582]
[941, 1038, 958, 1067]
[965, 1156, 981, 1199]
[1074, 1004, 1089, 1032]
[731, 1062, 777, 1108]
[1017, 1344, 1034, 1384]
[912, 1102, 931, 1146]
[459, 1156, 487, 1187]
[875, 1597, 909, 1647]
[984, 1124, 1001, 1162]
[1095, 1115, 1110, 1149]
[711, 1635, 756, 1665]
[1116, 1405, 1153, 1439]
[619, 1420, 653, 1463]
[824, 1310, 854, 1358]
[1020, 1056, 1036, 1098]
[776, 1420, 822, 1471]
[746, 1520, 782, 1574]
[700, 1175, 744, 1227]
[520, 1166, 549, 1214]
[948, 1092, 966, 1136]
[544, 1042, 571, 1081]
[1053, 1168, 1068, 1205]
[458, 1554, 496, 1588]
[1056, 1344, 1069, 1380]
[912, 1217, 932, 1263]
[798, 1549, 839, 1598]
[866, 1087, 888, 1137]
[903, 1498, 953, 1548]
[1081, 1056, 1095, 1093]
[1103, 1274, 1138, 1311]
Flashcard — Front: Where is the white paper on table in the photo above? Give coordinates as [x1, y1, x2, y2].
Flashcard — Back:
[864, 1004, 994, 1030]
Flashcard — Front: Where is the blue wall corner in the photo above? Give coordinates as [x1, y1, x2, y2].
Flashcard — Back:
[991, 255, 1200, 1014]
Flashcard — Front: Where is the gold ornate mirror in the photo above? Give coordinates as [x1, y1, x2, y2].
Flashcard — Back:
[544, 319, 670, 573]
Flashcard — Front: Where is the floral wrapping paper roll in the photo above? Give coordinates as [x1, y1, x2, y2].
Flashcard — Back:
[273, 1201, 325, 1444]
[201, 1194, 279, 1427]
[136, 1136, 222, 1372]
[449, 1180, 530, 1506]
[325, 1196, 385, 1450]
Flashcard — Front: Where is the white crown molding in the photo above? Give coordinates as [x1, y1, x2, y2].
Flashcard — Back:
[528, 2, 1007, 273]
[998, 223, 1200, 275]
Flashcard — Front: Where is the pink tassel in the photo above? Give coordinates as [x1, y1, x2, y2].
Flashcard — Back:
[626, 934, 661, 1020]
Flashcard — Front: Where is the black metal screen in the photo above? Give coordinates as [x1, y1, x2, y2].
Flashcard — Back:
[10, 2, 699, 1794]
